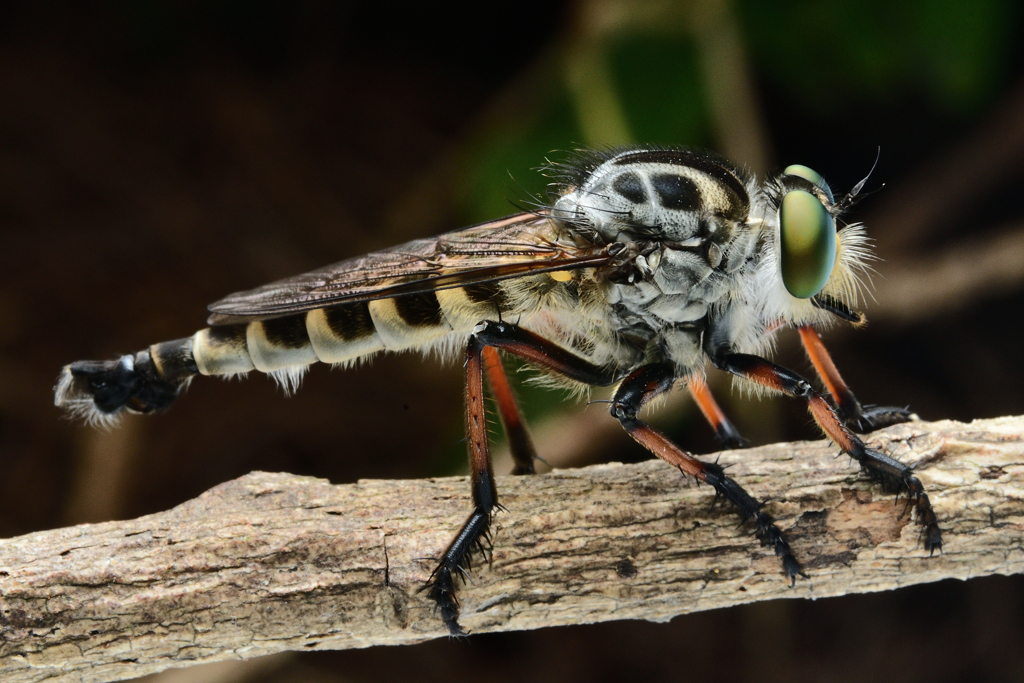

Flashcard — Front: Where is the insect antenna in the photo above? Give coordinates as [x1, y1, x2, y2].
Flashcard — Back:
[835, 147, 882, 214]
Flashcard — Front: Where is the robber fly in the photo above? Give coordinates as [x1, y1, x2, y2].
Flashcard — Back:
[56, 147, 942, 635]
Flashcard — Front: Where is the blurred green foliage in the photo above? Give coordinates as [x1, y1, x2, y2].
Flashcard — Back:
[608, 35, 709, 146]
[455, 91, 581, 224]
[457, 0, 1016, 225]
[442, 0, 1020, 473]
[740, 0, 1015, 111]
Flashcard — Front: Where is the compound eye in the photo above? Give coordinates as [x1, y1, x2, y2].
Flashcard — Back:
[783, 164, 834, 204]
[779, 190, 836, 298]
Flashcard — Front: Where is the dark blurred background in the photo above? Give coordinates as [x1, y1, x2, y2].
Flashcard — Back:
[2, 1, 1023, 681]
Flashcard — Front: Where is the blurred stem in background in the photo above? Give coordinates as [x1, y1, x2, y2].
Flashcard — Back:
[4, 0, 1023, 679]
[486, 0, 783, 475]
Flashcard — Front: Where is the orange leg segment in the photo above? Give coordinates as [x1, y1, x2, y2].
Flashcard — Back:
[687, 374, 746, 448]
[798, 325, 915, 432]
[481, 346, 538, 475]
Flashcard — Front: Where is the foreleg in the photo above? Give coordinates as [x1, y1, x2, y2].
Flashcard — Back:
[712, 351, 942, 553]
[798, 325, 915, 432]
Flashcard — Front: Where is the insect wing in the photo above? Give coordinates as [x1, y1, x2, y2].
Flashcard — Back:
[206, 213, 610, 323]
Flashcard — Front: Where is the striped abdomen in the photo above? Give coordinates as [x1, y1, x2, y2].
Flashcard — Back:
[193, 283, 507, 377]
[55, 282, 512, 423]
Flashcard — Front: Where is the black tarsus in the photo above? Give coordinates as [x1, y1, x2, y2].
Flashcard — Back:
[844, 405, 918, 434]
[857, 446, 943, 554]
[713, 419, 748, 450]
[424, 507, 493, 636]
[423, 467, 499, 636]
[712, 350, 942, 553]
[702, 463, 806, 584]
[611, 362, 805, 585]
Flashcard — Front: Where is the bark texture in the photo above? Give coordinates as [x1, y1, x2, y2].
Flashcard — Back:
[1, 416, 1022, 682]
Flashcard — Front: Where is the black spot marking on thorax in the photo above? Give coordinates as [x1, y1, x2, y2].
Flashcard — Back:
[612, 149, 749, 219]
[324, 302, 376, 341]
[262, 315, 312, 349]
[612, 171, 647, 204]
[394, 292, 444, 327]
[651, 173, 702, 211]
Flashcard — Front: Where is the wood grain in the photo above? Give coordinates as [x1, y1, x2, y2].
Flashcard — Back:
[0, 416, 1021, 682]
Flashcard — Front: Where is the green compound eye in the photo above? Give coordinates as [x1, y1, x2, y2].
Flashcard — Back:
[779, 190, 837, 298]
[783, 164, 834, 203]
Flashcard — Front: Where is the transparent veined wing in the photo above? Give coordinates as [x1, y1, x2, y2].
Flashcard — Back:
[206, 212, 613, 324]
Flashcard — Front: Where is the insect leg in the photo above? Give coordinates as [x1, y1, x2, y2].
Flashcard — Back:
[425, 336, 499, 636]
[687, 374, 746, 448]
[471, 321, 621, 386]
[423, 321, 626, 632]
[712, 351, 942, 553]
[613, 364, 803, 584]
[798, 325, 915, 432]
[481, 346, 537, 475]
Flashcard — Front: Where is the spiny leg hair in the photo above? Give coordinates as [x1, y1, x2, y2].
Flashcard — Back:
[613, 363, 804, 584]
[422, 322, 620, 635]
[713, 351, 942, 553]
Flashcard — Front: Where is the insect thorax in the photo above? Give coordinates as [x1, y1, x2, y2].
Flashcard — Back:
[552, 149, 764, 369]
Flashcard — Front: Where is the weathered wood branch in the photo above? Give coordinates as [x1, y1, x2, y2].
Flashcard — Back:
[1, 416, 1022, 682]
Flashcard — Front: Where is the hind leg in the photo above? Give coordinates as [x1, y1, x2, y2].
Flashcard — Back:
[424, 336, 499, 635]
[425, 322, 620, 634]
[481, 346, 537, 475]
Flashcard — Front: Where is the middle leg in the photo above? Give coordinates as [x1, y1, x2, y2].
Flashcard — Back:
[687, 373, 746, 449]
[614, 364, 804, 584]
